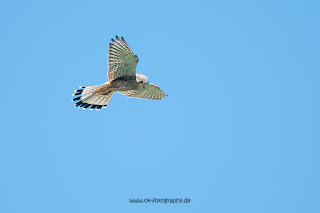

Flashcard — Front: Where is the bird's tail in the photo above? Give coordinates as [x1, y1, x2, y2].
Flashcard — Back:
[71, 84, 114, 110]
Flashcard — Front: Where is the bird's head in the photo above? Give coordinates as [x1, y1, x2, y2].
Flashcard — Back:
[135, 74, 149, 84]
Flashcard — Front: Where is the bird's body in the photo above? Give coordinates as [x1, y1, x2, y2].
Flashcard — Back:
[108, 76, 142, 91]
[72, 35, 167, 110]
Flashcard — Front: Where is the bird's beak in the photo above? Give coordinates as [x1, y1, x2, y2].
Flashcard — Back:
[142, 83, 147, 88]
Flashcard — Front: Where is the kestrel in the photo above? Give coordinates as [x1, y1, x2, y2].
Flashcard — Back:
[71, 35, 167, 110]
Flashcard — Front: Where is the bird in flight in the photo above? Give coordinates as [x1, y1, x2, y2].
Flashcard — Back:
[72, 35, 167, 110]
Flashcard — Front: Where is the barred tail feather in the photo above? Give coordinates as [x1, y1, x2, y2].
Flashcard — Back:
[71, 85, 114, 110]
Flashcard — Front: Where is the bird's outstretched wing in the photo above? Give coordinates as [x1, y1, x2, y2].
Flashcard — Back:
[108, 35, 138, 82]
[118, 83, 167, 99]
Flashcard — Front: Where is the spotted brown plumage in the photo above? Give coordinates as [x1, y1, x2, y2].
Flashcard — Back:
[71, 35, 167, 110]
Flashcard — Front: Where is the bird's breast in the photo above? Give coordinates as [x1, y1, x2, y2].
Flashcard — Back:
[109, 78, 139, 91]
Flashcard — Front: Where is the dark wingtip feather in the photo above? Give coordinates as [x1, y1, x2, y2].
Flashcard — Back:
[74, 103, 105, 111]
[90, 105, 97, 110]
[78, 102, 86, 108]
[115, 35, 120, 40]
[75, 101, 83, 107]
[83, 103, 91, 109]
[72, 97, 81, 101]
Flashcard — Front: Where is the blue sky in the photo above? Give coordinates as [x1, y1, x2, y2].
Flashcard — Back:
[0, 0, 319, 212]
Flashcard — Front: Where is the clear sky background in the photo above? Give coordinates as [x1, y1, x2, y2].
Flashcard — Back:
[0, 0, 319, 212]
